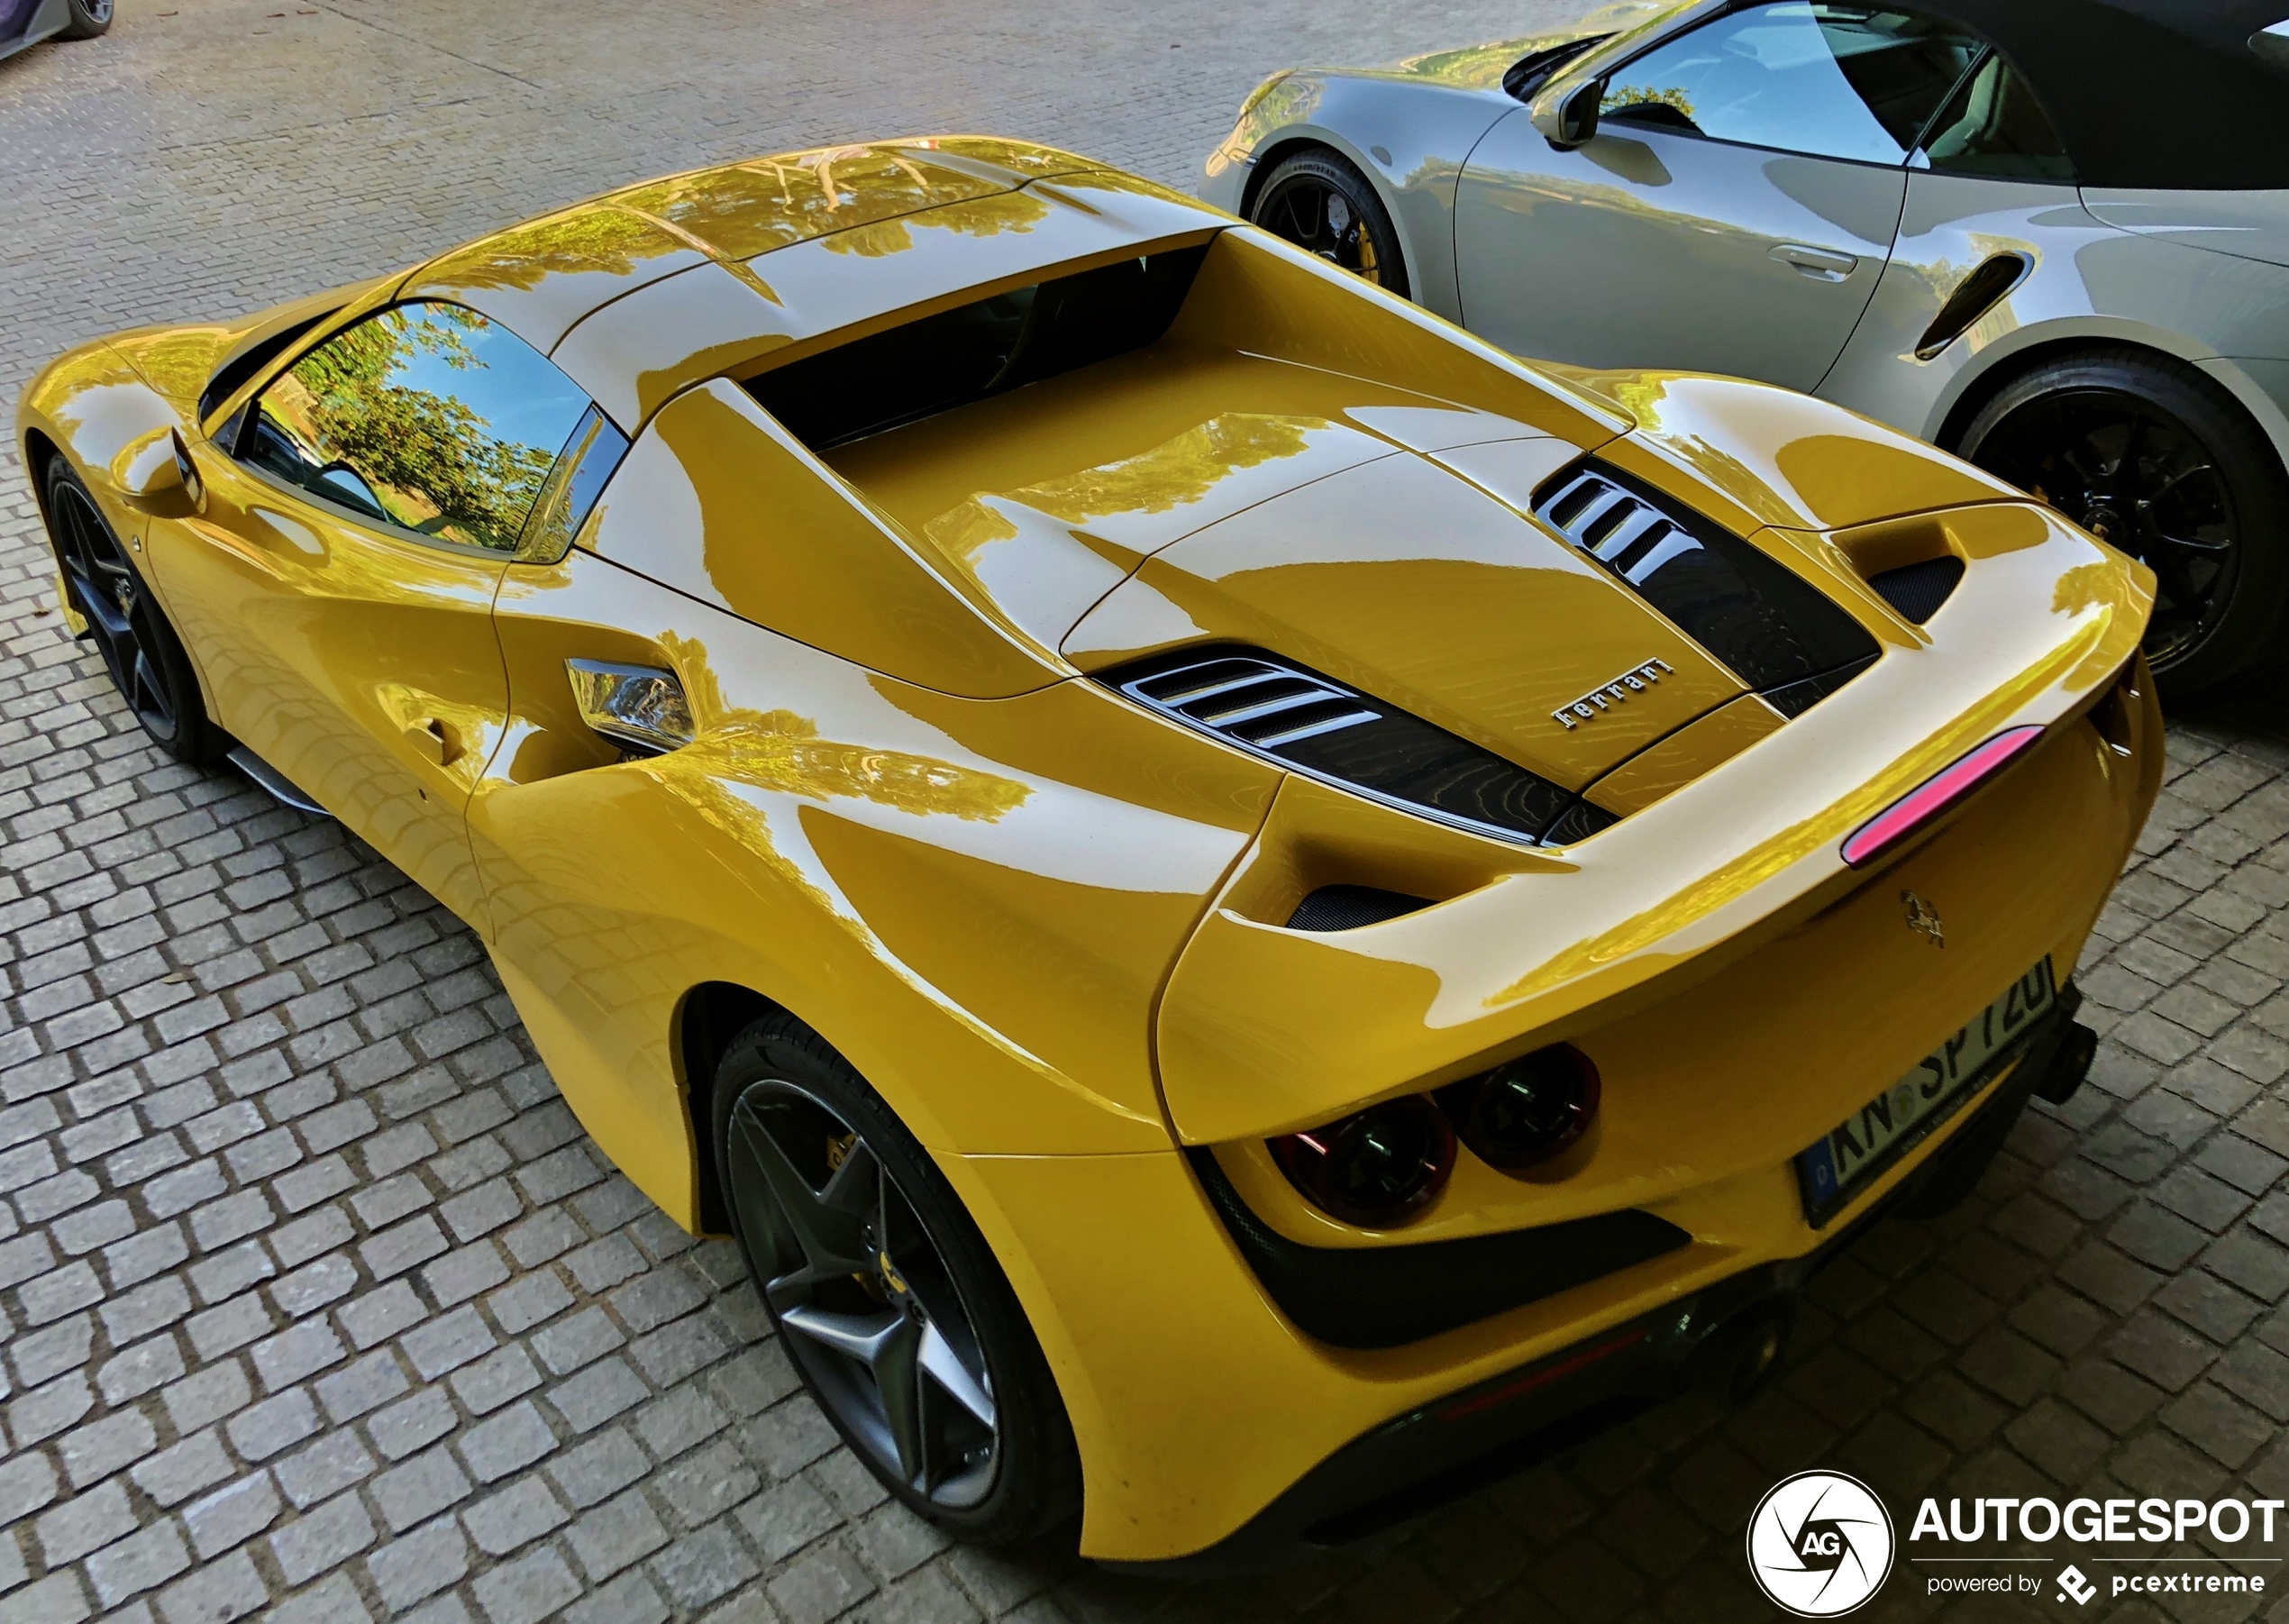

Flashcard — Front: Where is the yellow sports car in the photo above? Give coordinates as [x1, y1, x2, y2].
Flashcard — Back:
[19, 136, 2157, 1569]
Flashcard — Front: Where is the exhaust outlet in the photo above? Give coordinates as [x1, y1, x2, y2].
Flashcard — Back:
[1688, 1298, 1796, 1403]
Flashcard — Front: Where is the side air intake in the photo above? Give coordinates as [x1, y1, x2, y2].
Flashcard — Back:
[1535, 461, 1880, 718]
[1108, 651, 1617, 846]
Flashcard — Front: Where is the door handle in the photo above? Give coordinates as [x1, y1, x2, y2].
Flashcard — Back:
[404, 717, 460, 767]
[1769, 242, 1859, 281]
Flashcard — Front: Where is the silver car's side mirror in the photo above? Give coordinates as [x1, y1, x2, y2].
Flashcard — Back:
[1532, 78, 1604, 150]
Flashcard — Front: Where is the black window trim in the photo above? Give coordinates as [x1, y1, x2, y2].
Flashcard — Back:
[226, 297, 602, 562]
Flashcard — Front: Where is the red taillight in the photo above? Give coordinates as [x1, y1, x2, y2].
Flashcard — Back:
[1269, 1098, 1455, 1228]
[1840, 725, 2045, 868]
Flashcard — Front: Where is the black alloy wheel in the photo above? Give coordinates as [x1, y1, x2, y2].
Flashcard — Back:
[712, 1015, 1080, 1542]
[41, 461, 222, 762]
[1249, 148, 1410, 299]
[1957, 348, 2289, 692]
[59, 0, 114, 39]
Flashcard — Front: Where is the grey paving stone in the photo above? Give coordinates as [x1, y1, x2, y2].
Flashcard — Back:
[373, 1448, 475, 1535]
[38, 1479, 137, 1567]
[269, 1492, 378, 1587]
[133, 1432, 235, 1510]
[260, 1572, 373, 1624]
[276, 1432, 379, 1511]
[471, 1547, 582, 1624]
[87, 1521, 197, 1609]
[461, 1477, 570, 1556]
[366, 1518, 472, 1615]
[564, 1489, 670, 1583]
[182, 1473, 282, 1560]
[457, 1400, 560, 1485]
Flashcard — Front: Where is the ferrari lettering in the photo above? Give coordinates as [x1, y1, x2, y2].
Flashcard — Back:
[1553, 658, 1673, 728]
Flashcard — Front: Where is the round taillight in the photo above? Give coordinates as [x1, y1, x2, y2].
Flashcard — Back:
[1439, 1044, 1600, 1171]
[1269, 1097, 1455, 1227]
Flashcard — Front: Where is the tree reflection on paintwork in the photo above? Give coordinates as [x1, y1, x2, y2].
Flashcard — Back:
[922, 413, 1324, 566]
[614, 144, 1010, 261]
[254, 302, 588, 552]
[662, 631, 1033, 825]
[418, 206, 689, 295]
[823, 188, 1053, 260]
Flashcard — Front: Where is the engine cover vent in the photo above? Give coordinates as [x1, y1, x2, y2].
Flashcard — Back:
[1535, 461, 1881, 715]
[1868, 554, 1965, 625]
[1108, 650, 1615, 846]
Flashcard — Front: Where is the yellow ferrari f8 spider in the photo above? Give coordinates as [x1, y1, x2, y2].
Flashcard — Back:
[20, 136, 2157, 1568]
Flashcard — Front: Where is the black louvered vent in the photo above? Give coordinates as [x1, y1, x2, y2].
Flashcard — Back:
[1108, 651, 1617, 846]
[1286, 886, 1432, 932]
[1868, 555, 1965, 625]
[1535, 461, 1880, 716]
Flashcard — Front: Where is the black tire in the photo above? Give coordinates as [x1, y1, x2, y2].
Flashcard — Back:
[1954, 346, 2289, 693]
[41, 459, 225, 764]
[1248, 147, 1410, 299]
[58, 0, 113, 40]
[711, 1013, 1081, 1546]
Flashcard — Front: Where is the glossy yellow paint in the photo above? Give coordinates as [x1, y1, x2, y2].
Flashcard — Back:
[17, 133, 2161, 1565]
[150, 445, 508, 928]
[1583, 693, 1787, 816]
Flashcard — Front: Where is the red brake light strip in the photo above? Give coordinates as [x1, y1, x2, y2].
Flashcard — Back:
[1840, 725, 2046, 868]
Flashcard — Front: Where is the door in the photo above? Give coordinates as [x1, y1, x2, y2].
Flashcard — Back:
[150, 299, 597, 927]
[1455, 3, 1981, 391]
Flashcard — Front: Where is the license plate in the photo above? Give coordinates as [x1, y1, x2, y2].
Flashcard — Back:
[1795, 958, 2056, 1225]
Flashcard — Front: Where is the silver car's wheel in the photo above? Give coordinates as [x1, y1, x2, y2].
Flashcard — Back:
[710, 1015, 1081, 1542]
[1958, 348, 2289, 693]
[1249, 148, 1410, 299]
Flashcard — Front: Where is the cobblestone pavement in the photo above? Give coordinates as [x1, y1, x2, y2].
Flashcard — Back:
[6, 5, 2289, 1624]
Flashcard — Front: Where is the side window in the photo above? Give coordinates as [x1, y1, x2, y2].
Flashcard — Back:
[239, 301, 594, 552]
[1600, 3, 1983, 165]
[1914, 52, 2073, 181]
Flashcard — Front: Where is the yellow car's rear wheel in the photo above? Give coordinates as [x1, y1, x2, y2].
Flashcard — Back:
[712, 1013, 1081, 1543]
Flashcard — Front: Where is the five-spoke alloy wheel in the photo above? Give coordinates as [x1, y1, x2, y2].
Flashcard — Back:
[41, 461, 221, 762]
[712, 1015, 1079, 1542]
[1249, 147, 1409, 298]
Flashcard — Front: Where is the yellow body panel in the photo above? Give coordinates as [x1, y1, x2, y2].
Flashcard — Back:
[15, 133, 2160, 1566]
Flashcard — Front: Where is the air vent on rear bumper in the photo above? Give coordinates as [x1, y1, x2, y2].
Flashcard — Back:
[1107, 651, 1617, 846]
[1535, 462, 1880, 716]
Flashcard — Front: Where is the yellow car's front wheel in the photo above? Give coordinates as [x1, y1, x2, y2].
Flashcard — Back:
[712, 1014, 1081, 1543]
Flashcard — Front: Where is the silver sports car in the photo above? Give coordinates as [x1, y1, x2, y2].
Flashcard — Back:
[1202, 0, 2289, 690]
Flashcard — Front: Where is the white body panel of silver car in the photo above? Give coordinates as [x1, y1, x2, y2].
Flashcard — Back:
[1205, 32, 2289, 506]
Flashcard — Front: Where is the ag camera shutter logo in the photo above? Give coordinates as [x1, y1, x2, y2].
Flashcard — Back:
[1747, 1471, 1896, 1616]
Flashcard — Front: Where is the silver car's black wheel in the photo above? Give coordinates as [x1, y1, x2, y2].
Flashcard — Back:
[712, 1015, 1080, 1542]
[41, 461, 222, 762]
[1250, 148, 1410, 299]
[1957, 348, 2289, 692]
[59, 0, 113, 39]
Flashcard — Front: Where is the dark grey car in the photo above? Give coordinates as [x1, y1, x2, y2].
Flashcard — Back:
[0, 0, 110, 63]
